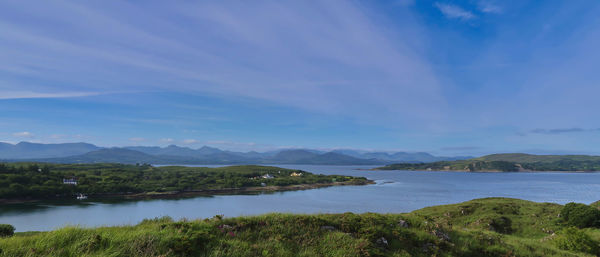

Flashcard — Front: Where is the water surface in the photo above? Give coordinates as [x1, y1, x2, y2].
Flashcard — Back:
[2, 165, 600, 232]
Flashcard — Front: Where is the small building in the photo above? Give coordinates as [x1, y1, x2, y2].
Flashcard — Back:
[262, 174, 274, 179]
[63, 178, 78, 185]
[260, 182, 267, 187]
[290, 172, 303, 177]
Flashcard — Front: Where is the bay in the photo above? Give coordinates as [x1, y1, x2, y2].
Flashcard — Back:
[2, 165, 600, 232]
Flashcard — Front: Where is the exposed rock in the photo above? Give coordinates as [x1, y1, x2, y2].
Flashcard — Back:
[376, 237, 388, 246]
[398, 219, 410, 228]
[422, 242, 437, 253]
[433, 229, 451, 241]
[320, 226, 336, 231]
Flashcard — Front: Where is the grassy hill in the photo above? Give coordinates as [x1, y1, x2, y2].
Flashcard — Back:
[476, 153, 600, 163]
[377, 153, 600, 172]
[0, 163, 369, 201]
[2, 198, 600, 256]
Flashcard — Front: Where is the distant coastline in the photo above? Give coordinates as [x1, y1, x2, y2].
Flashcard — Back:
[374, 153, 600, 172]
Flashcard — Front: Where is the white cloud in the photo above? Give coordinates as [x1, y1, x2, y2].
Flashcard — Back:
[182, 139, 199, 144]
[159, 138, 174, 143]
[478, 1, 502, 14]
[12, 131, 34, 138]
[0, 1, 444, 125]
[0, 91, 100, 100]
[434, 2, 475, 20]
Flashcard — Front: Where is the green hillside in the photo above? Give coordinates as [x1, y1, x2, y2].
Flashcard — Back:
[2, 198, 600, 256]
[476, 153, 600, 163]
[377, 153, 600, 172]
[0, 163, 369, 201]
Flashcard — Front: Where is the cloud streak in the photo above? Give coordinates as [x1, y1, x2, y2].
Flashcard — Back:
[0, 91, 100, 100]
[529, 128, 598, 135]
[434, 3, 475, 20]
[12, 131, 34, 138]
[0, 1, 444, 125]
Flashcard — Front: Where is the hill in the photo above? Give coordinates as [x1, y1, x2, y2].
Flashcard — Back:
[0, 142, 99, 159]
[476, 153, 600, 163]
[376, 153, 600, 172]
[2, 198, 599, 256]
[0, 163, 369, 201]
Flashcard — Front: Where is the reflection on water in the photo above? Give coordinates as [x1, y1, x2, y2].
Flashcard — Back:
[2, 165, 600, 232]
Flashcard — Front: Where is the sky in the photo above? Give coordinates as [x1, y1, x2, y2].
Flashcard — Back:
[1, 0, 600, 156]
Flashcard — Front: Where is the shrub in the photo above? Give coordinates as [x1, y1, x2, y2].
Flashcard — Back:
[560, 203, 600, 228]
[0, 224, 15, 237]
[488, 216, 512, 234]
[553, 227, 599, 255]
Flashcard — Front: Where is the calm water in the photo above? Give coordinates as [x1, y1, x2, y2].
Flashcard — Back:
[3, 165, 600, 232]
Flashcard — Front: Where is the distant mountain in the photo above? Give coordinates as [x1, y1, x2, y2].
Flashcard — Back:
[268, 150, 319, 163]
[331, 149, 471, 163]
[294, 152, 381, 165]
[0, 141, 467, 165]
[52, 148, 157, 163]
[0, 142, 100, 159]
[125, 145, 219, 157]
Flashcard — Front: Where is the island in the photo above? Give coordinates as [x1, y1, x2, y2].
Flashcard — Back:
[375, 153, 600, 172]
[0, 163, 371, 202]
[2, 198, 600, 256]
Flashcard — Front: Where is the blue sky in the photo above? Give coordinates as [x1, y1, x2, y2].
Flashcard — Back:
[1, 0, 600, 156]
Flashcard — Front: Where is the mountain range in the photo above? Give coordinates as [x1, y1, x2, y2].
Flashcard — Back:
[0, 142, 471, 165]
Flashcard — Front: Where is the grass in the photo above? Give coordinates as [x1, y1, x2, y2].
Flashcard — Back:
[1, 198, 598, 256]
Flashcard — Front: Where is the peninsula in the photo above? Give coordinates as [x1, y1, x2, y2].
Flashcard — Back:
[375, 153, 600, 172]
[0, 163, 370, 202]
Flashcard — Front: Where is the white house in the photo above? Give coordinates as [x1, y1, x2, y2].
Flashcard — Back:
[262, 174, 274, 179]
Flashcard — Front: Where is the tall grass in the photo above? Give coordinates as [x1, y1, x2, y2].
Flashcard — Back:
[1, 198, 598, 256]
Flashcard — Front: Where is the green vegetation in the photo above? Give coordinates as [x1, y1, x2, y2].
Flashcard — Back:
[0, 163, 368, 201]
[377, 160, 519, 172]
[553, 227, 599, 255]
[2, 198, 600, 256]
[377, 153, 600, 171]
[560, 203, 600, 228]
[0, 225, 14, 238]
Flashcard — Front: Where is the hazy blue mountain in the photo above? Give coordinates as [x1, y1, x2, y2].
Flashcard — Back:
[0, 141, 467, 165]
[331, 149, 471, 163]
[268, 150, 320, 163]
[294, 152, 382, 165]
[0, 142, 100, 159]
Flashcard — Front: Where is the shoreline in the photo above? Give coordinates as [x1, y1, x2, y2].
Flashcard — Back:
[0, 179, 375, 204]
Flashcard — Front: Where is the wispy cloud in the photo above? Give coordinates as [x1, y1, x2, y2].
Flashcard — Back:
[159, 138, 174, 144]
[529, 128, 599, 134]
[0, 1, 443, 125]
[434, 2, 475, 20]
[182, 139, 199, 144]
[12, 131, 34, 138]
[0, 91, 100, 100]
[478, 1, 502, 14]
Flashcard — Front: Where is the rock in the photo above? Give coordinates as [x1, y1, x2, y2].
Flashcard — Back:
[433, 229, 451, 241]
[398, 219, 410, 228]
[422, 242, 436, 253]
[320, 226, 336, 231]
[376, 237, 388, 246]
